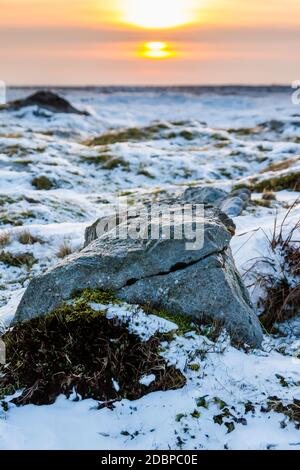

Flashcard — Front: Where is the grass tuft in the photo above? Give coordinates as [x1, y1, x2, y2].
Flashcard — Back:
[0, 231, 11, 247]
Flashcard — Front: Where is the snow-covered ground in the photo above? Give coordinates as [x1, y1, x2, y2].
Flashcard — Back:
[0, 87, 299, 450]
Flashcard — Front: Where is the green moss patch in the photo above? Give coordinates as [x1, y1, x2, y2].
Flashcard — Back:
[0, 291, 185, 406]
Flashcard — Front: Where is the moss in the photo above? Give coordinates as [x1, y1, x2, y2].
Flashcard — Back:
[86, 127, 156, 146]
[252, 173, 300, 192]
[211, 133, 229, 141]
[196, 396, 208, 409]
[32, 175, 55, 190]
[228, 127, 259, 136]
[191, 409, 200, 419]
[187, 363, 200, 372]
[179, 130, 195, 141]
[0, 289, 185, 405]
[145, 307, 195, 336]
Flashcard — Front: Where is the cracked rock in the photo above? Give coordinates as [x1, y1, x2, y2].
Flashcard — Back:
[14, 203, 263, 347]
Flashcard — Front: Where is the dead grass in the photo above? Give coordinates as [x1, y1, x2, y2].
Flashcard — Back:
[262, 191, 276, 201]
[56, 242, 73, 259]
[247, 200, 300, 330]
[262, 396, 300, 429]
[0, 231, 11, 247]
[0, 291, 185, 405]
[18, 230, 41, 245]
[260, 157, 299, 174]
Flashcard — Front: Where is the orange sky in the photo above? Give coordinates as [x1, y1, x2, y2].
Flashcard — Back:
[0, 0, 300, 85]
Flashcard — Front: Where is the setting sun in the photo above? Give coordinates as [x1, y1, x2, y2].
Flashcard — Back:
[140, 42, 174, 60]
[118, 0, 195, 29]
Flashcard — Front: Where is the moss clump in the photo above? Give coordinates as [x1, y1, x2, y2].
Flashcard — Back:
[0, 251, 36, 268]
[0, 290, 185, 405]
[86, 127, 156, 146]
[179, 130, 195, 141]
[228, 127, 259, 136]
[234, 173, 300, 193]
[32, 175, 55, 190]
[144, 307, 195, 336]
[252, 173, 300, 192]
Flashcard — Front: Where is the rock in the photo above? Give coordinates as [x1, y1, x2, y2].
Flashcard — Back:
[2, 90, 88, 115]
[14, 203, 263, 348]
[183, 186, 251, 217]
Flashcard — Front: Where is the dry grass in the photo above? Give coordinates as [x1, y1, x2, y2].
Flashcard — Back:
[262, 191, 276, 201]
[0, 231, 11, 247]
[18, 230, 41, 245]
[56, 242, 73, 259]
[247, 200, 300, 330]
[260, 157, 300, 174]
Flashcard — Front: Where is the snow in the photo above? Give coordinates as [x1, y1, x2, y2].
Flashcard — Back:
[0, 87, 300, 450]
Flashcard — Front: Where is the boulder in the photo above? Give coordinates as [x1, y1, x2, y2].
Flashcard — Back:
[14, 202, 263, 347]
[183, 186, 251, 217]
[2, 90, 88, 115]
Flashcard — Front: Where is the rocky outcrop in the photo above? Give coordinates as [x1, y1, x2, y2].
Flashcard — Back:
[14, 202, 263, 348]
[2, 90, 88, 115]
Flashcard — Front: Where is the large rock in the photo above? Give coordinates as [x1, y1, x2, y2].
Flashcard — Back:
[84, 187, 242, 248]
[14, 203, 263, 347]
[1, 90, 88, 115]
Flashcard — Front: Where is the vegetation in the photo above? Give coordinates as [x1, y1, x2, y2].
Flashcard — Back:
[0, 251, 36, 268]
[32, 175, 55, 190]
[18, 230, 41, 245]
[56, 242, 73, 259]
[0, 290, 185, 405]
[0, 231, 11, 247]
[249, 202, 300, 330]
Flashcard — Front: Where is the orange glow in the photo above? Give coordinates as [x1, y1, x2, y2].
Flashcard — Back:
[140, 42, 175, 59]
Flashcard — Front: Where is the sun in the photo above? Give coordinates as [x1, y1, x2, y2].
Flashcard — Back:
[140, 42, 174, 59]
[119, 0, 195, 29]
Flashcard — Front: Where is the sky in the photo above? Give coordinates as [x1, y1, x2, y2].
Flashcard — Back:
[0, 0, 300, 85]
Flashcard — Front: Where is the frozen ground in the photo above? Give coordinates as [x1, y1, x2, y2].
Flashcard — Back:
[0, 87, 300, 450]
